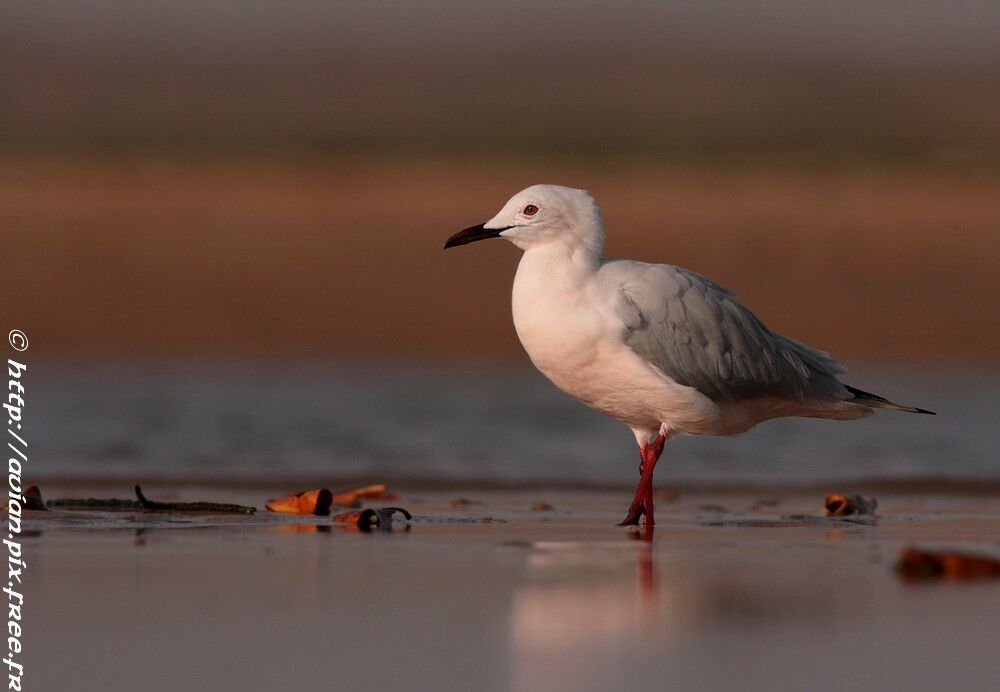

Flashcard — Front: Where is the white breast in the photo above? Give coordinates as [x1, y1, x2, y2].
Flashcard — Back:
[511, 245, 719, 436]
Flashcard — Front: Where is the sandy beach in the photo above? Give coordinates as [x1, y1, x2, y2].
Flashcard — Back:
[5, 158, 1000, 365]
[21, 482, 1000, 691]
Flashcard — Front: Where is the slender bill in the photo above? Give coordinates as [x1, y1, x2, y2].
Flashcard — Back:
[443, 223, 510, 249]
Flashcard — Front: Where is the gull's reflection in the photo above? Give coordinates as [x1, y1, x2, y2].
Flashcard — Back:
[508, 528, 677, 690]
[629, 524, 657, 606]
[508, 524, 856, 689]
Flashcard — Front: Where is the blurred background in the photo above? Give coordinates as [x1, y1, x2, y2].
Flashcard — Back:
[4, 1, 999, 487]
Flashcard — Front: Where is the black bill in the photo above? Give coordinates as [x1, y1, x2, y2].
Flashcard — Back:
[443, 223, 509, 249]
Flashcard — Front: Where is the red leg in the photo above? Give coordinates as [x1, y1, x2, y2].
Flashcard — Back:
[643, 477, 655, 526]
[618, 433, 666, 526]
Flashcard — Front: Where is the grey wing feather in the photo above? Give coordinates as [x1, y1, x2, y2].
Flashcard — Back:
[608, 261, 849, 402]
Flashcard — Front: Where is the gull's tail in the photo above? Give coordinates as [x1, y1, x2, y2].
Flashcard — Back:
[845, 385, 935, 415]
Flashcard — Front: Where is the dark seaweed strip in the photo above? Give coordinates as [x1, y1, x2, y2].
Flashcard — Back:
[46, 498, 143, 509]
[134, 485, 256, 514]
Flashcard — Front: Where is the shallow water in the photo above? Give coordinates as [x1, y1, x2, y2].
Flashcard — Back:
[25, 360, 1000, 486]
[21, 490, 1000, 692]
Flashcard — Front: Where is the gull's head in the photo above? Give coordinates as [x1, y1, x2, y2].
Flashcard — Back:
[444, 184, 604, 254]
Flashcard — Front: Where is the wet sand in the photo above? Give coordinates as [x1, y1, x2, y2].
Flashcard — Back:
[21, 484, 1000, 691]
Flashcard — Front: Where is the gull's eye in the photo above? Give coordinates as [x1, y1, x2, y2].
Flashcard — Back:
[523, 204, 538, 216]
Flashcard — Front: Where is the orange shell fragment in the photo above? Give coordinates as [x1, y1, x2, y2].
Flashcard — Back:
[825, 492, 878, 516]
[267, 484, 396, 514]
[332, 484, 393, 507]
[896, 547, 1000, 582]
[265, 488, 334, 516]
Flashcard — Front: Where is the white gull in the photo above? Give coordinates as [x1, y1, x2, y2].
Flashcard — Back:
[444, 184, 932, 526]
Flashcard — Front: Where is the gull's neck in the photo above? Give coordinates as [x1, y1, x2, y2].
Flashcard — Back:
[510, 234, 606, 375]
[519, 238, 601, 280]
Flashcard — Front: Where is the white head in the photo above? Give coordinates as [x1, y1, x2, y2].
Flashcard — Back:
[444, 184, 605, 255]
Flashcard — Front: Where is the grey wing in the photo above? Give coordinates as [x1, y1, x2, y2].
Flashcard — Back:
[608, 262, 849, 402]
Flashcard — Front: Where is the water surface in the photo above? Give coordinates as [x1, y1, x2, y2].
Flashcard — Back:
[27, 361, 999, 487]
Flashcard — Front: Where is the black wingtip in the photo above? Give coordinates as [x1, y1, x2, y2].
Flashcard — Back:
[845, 384, 935, 415]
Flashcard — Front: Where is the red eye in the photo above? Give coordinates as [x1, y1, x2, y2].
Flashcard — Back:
[523, 204, 538, 216]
